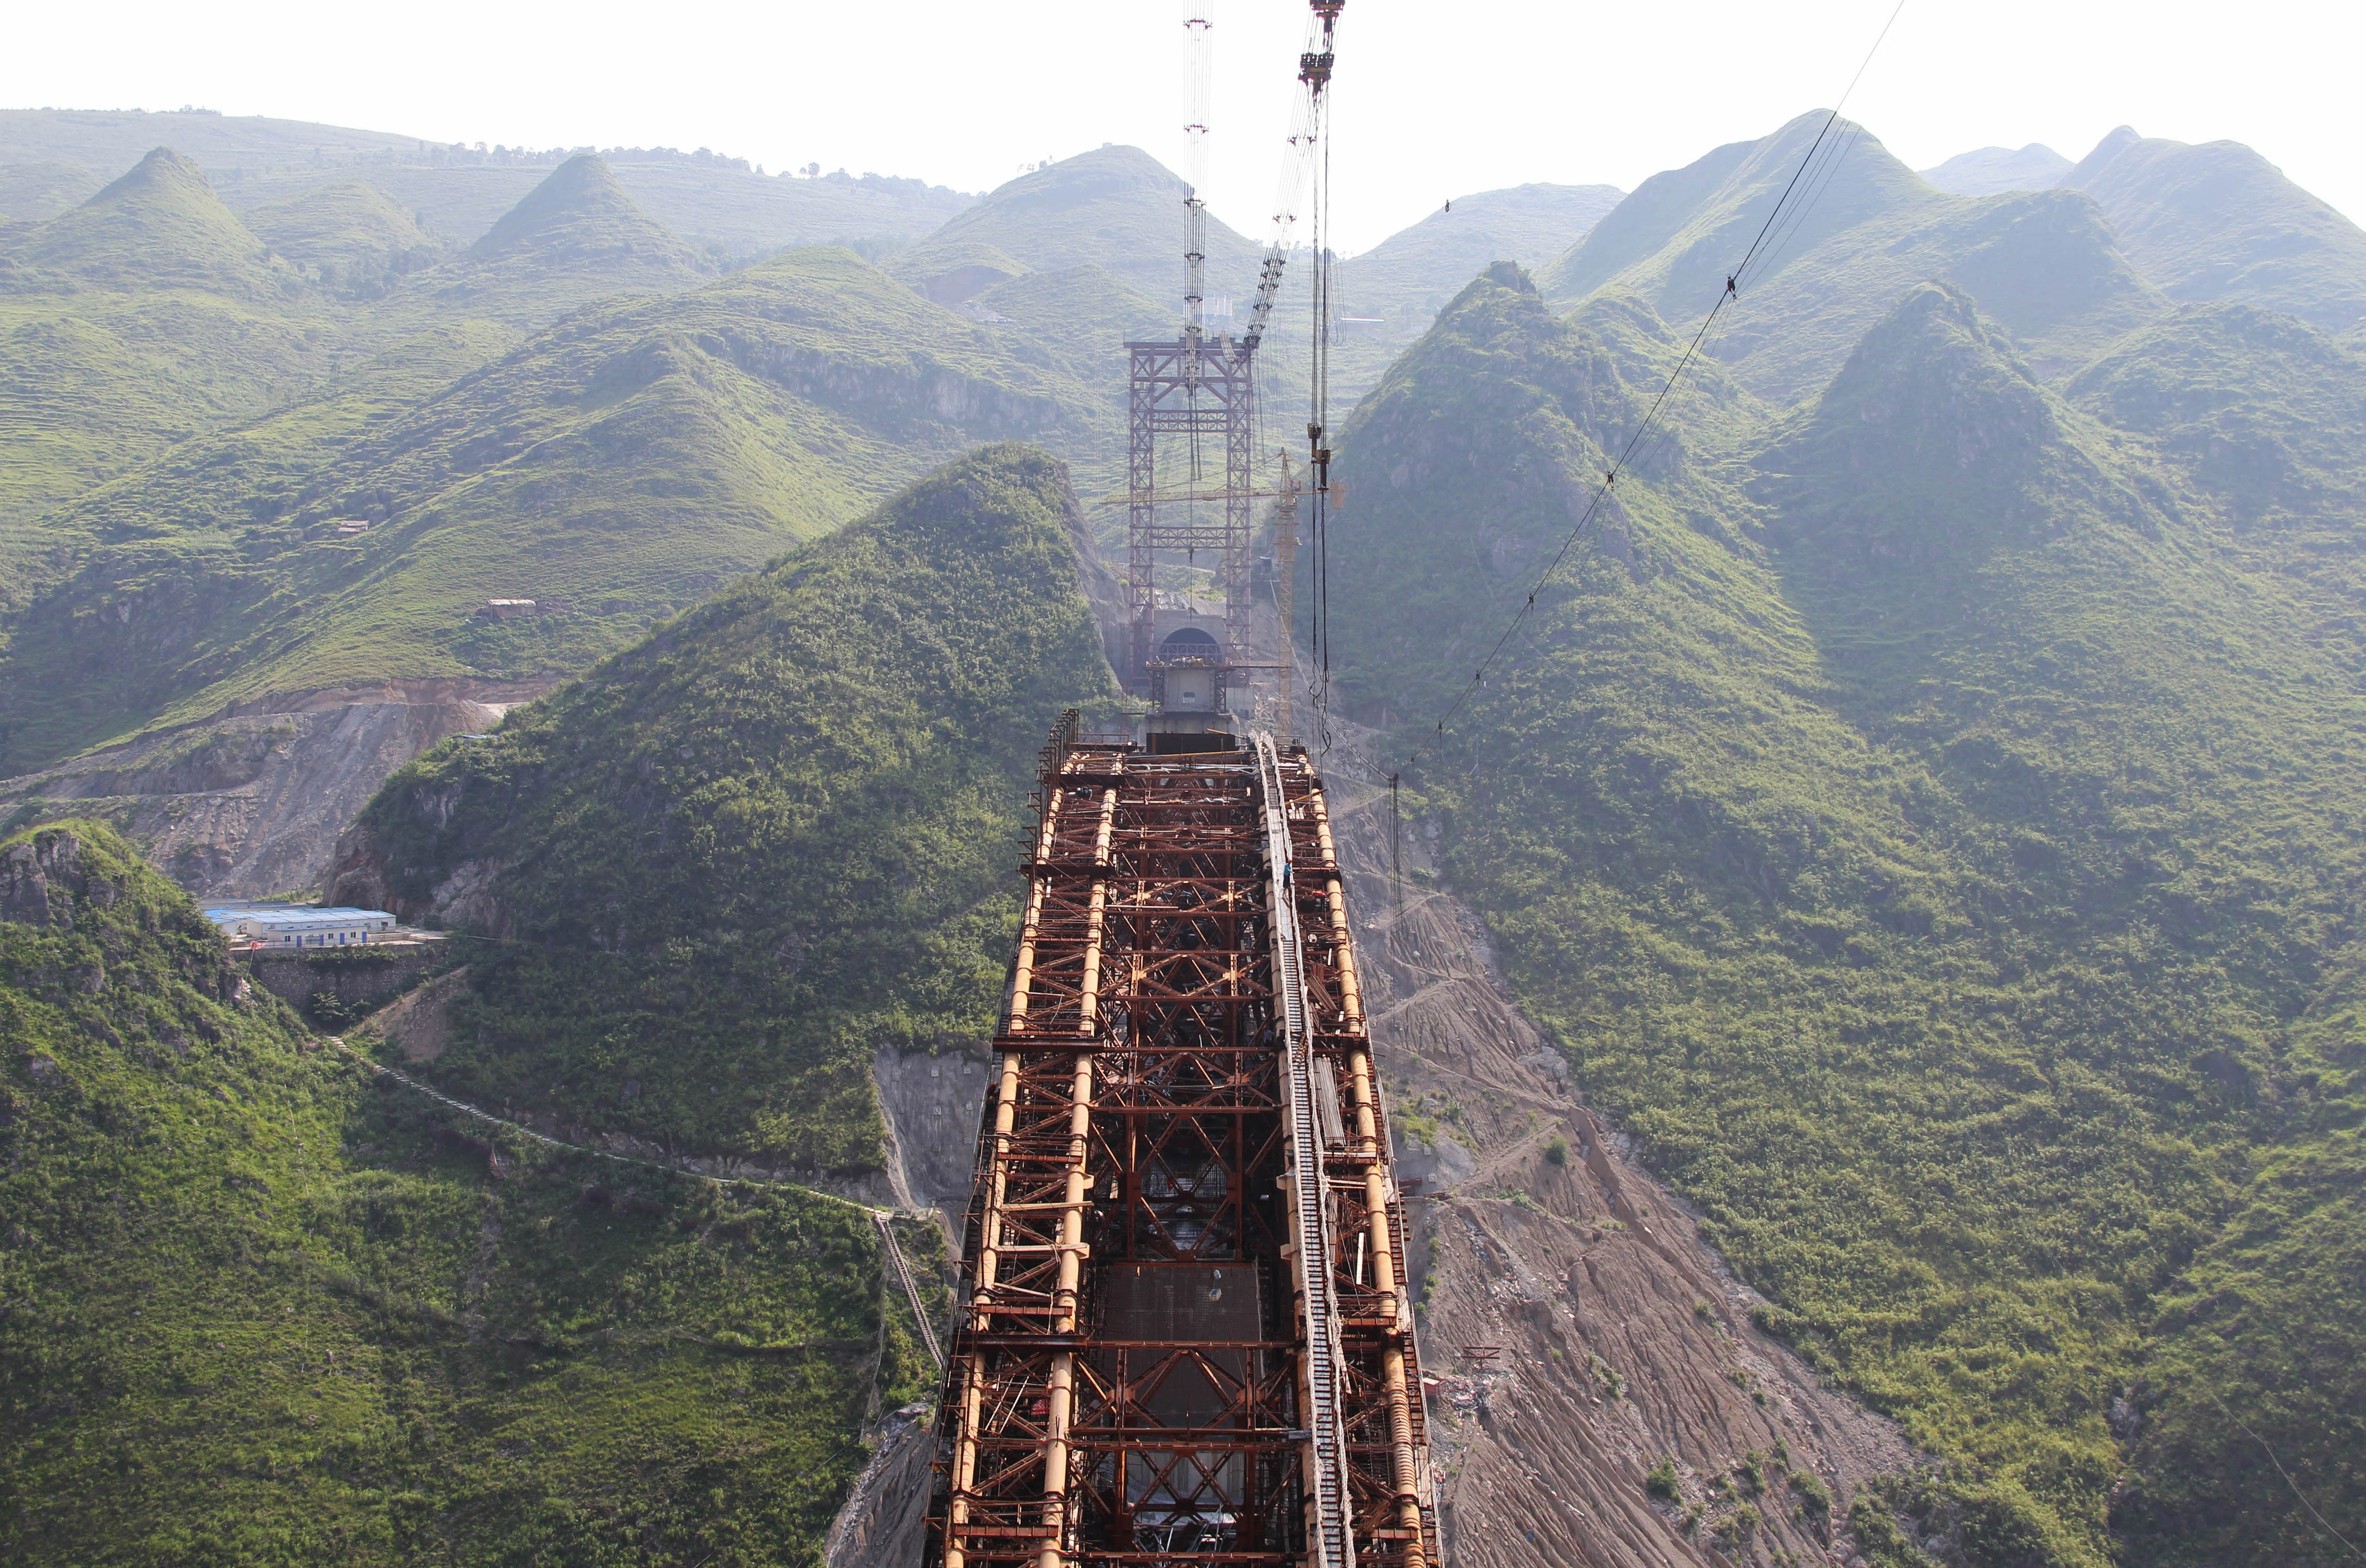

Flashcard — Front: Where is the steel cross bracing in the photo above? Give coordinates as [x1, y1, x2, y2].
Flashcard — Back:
[1125, 340, 1257, 684]
[928, 730, 1437, 1568]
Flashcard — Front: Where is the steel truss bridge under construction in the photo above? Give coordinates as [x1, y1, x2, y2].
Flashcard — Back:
[926, 719, 1438, 1568]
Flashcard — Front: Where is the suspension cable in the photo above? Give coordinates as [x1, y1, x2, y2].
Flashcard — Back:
[1387, 0, 1910, 778]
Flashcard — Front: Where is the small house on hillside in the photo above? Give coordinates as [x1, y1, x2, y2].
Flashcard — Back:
[203, 906, 396, 949]
[476, 598, 536, 619]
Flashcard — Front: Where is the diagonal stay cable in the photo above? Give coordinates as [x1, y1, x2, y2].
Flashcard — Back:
[1734, 0, 1909, 294]
[1392, 0, 1910, 776]
[2207, 1390, 2366, 1562]
[1398, 287, 1735, 769]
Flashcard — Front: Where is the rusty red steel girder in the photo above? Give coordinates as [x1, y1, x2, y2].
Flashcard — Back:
[928, 726, 1439, 1568]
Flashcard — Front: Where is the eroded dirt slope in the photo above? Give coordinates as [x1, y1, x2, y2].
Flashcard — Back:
[1313, 738, 1917, 1568]
[0, 678, 548, 897]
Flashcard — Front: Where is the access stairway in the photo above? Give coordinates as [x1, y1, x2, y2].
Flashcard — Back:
[926, 718, 1438, 1568]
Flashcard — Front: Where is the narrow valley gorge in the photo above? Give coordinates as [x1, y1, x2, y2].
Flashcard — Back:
[6, 75, 2365, 1568]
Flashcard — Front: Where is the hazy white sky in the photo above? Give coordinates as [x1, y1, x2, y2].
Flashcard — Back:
[6, 0, 2360, 256]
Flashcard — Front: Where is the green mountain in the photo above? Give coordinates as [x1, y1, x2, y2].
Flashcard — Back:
[7, 82, 2366, 1568]
[0, 159, 105, 224]
[320, 443, 1117, 1166]
[2066, 300, 2366, 530]
[239, 178, 442, 286]
[0, 245, 1106, 775]
[2064, 126, 2366, 334]
[0, 110, 975, 257]
[2111, 1088, 2366, 1566]
[0, 108, 429, 175]
[3, 147, 293, 299]
[464, 154, 705, 282]
[588, 159, 972, 262]
[1343, 181, 1624, 322]
[0, 150, 747, 565]
[1539, 112, 2165, 400]
[0, 818, 938, 1564]
[1321, 267, 2366, 1565]
[895, 145, 1257, 304]
[0, 151, 352, 582]
[389, 155, 716, 327]
[1920, 144, 2072, 197]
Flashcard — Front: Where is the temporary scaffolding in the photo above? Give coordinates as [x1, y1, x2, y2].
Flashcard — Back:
[926, 719, 1437, 1568]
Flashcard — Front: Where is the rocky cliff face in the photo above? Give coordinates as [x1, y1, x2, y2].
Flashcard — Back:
[871, 1044, 994, 1224]
[0, 677, 549, 899]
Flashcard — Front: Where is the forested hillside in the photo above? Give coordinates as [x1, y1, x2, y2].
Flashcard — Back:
[0, 147, 1130, 914]
[1324, 238, 2366, 1562]
[0, 819, 940, 1565]
[1342, 181, 1624, 324]
[0, 240, 1104, 773]
[6, 83, 2366, 1567]
[1540, 113, 2165, 400]
[2062, 127, 2366, 333]
[321, 444, 1118, 1169]
[2, 438, 1112, 1560]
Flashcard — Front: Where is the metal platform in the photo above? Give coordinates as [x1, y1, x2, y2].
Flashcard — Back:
[927, 717, 1438, 1568]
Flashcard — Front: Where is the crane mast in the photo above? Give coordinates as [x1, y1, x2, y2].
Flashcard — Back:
[1127, 0, 1347, 709]
[1241, 0, 1342, 354]
[1182, 6, 1213, 380]
[929, 7, 1439, 1568]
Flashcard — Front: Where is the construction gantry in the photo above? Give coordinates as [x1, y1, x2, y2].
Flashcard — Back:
[1125, 338, 1258, 684]
[927, 717, 1437, 1568]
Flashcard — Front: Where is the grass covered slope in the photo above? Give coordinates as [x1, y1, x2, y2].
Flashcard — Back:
[2065, 126, 2366, 335]
[324, 444, 1117, 1169]
[1326, 270, 2366, 1565]
[0, 149, 345, 542]
[1342, 182, 1625, 321]
[895, 145, 1259, 303]
[0, 160, 107, 224]
[1, 820, 937, 1566]
[0, 246, 1104, 774]
[0, 109, 974, 256]
[3, 147, 292, 300]
[2114, 1080, 2366, 1567]
[458, 154, 708, 296]
[1537, 112, 2164, 401]
[238, 179, 444, 292]
[2066, 301, 2366, 530]
[0, 149, 740, 575]
[1919, 145, 2073, 197]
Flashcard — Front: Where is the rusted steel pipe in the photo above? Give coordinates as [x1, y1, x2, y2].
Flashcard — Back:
[955, 781, 1068, 1568]
[946, 1353, 987, 1568]
[1005, 784, 1065, 1033]
[1384, 1336, 1428, 1568]
[1309, 786, 1364, 1031]
[1036, 1052, 1094, 1568]
[1312, 785, 1427, 1565]
[1038, 788, 1112, 1568]
[1076, 790, 1117, 1030]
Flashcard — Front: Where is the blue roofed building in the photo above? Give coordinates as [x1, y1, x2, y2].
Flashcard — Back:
[202, 905, 397, 949]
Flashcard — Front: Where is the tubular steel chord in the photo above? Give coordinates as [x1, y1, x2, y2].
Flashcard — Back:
[928, 737, 1435, 1568]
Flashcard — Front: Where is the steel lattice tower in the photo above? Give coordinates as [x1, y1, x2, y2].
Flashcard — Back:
[1125, 340, 1257, 688]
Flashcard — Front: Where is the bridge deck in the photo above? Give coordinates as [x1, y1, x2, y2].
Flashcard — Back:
[928, 725, 1437, 1568]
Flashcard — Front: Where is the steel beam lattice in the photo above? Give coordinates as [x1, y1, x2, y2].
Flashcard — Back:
[928, 726, 1436, 1568]
[1125, 341, 1257, 684]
